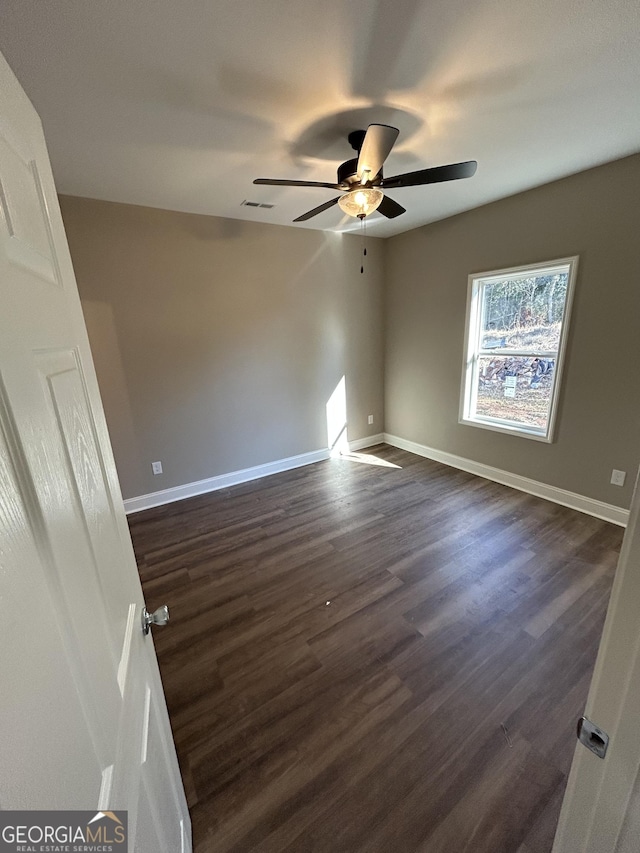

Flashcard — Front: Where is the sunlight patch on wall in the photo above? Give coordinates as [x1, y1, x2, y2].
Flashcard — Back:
[326, 375, 349, 456]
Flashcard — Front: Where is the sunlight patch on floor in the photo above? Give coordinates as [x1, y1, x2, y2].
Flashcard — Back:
[338, 451, 401, 469]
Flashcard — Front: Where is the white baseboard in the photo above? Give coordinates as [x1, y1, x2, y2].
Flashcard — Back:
[347, 433, 385, 452]
[124, 448, 330, 515]
[383, 433, 629, 527]
[124, 433, 629, 527]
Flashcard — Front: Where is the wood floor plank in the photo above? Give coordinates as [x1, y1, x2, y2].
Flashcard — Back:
[129, 444, 622, 852]
[520, 779, 568, 853]
[414, 733, 562, 853]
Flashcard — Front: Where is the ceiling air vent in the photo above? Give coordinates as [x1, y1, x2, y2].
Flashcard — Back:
[241, 200, 275, 209]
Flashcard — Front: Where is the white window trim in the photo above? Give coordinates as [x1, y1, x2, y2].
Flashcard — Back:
[459, 256, 579, 443]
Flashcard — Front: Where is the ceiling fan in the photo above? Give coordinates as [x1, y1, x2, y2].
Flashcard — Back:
[253, 124, 477, 222]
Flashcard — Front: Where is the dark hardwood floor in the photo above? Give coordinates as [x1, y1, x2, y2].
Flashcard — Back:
[128, 444, 622, 852]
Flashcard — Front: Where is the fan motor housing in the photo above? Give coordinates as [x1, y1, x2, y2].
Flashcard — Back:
[337, 157, 382, 187]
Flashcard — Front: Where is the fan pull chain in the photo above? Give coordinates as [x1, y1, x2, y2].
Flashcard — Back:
[360, 214, 367, 274]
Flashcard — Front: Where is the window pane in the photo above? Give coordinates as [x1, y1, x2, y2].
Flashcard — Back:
[481, 273, 568, 352]
[474, 355, 554, 430]
[461, 257, 576, 441]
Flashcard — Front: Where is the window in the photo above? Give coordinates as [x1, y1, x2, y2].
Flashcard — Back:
[460, 257, 578, 442]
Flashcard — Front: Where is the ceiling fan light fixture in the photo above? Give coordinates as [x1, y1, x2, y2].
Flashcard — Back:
[254, 124, 476, 223]
[338, 187, 384, 219]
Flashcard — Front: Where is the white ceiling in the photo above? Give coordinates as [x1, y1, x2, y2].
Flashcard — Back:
[1, 0, 639, 237]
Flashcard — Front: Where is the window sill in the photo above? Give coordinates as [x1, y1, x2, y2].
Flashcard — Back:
[459, 415, 553, 443]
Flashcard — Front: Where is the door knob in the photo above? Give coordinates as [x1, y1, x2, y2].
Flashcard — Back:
[142, 604, 170, 635]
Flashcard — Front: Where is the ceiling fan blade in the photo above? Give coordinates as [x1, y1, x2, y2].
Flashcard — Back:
[377, 195, 406, 219]
[382, 160, 477, 189]
[293, 196, 341, 222]
[357, 124, 399, 182]
[253, 178, 343, 189]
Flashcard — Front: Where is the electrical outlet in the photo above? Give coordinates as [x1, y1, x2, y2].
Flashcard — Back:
[368, 415, 374, 425]
[610, 469, 626, 487]
[152, 461, 163, 475]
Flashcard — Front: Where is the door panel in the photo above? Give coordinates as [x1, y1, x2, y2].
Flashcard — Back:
[36, 346, 134, 636]
[553, 472, 640, 851]
[136, 781, 167, 853]
[140, 679, 186, 852]
[0, 48, 191, 848]
[0, 383, 104, 806]
[0, 133, 61, 286]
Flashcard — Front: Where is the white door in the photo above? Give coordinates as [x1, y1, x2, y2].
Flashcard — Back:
[552, 467, 640, 852]
[0, 51, 191, 851]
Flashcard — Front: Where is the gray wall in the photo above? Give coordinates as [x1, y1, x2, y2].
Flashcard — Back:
[385, 153, 640, 509]
[60, 196, 385, 500]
